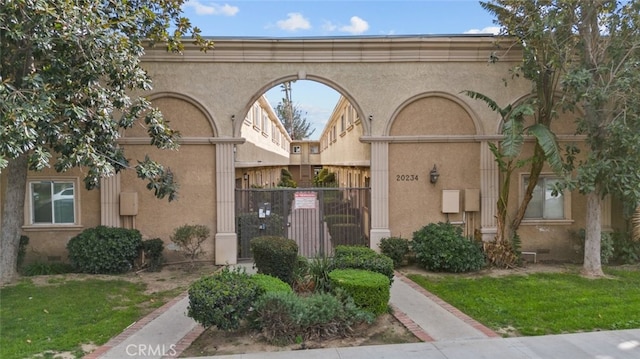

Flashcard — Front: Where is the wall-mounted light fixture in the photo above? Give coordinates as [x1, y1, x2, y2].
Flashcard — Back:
[243, 173, 248, 181]
[368, 115, 373, 121]
[429, 164, 440, 184]
[231, 115, 235, 122]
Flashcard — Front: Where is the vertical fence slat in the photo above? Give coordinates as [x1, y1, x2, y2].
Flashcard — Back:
[236, 187, 370, 259]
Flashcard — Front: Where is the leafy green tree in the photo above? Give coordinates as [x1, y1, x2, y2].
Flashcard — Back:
[463, 0, 573, 266]
[0, 0, 214, 284]
[463, 94, 560, 267]
[482, 0, 640, 276]
[276, 81, 315, 140]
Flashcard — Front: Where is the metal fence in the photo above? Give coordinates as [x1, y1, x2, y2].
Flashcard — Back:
[235, 187, 370, 259]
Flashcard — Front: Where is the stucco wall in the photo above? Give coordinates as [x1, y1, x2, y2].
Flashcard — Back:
[20, 166, 102, 263]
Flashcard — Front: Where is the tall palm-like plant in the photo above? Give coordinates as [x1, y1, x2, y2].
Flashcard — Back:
[463, 91, 563, 267]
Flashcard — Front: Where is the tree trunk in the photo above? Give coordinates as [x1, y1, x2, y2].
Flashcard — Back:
[0, 154, 29, 285]
[510, 144, 545, 234]
[582, 191, 604, 277]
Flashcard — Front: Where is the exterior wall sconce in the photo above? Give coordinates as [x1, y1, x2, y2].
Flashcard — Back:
[430, 165, 440, 184]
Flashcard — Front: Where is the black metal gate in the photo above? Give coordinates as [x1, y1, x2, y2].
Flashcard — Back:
[235, 187, 370, 259]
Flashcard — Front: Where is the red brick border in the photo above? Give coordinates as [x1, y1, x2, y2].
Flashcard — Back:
[394, 271, 501, 338]
[390, 304, 435, 342]
[165, 324, 205, 358]
[86, 269, 500, 358]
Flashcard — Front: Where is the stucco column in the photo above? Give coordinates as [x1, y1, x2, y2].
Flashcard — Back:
[215, 141, 238, 265]
[480, 141, 498, 241]
[369, 141, 391, 251]
[100, 173, 121, 227]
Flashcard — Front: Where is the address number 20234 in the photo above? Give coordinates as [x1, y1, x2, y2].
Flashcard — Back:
[396, 174, 419, 181]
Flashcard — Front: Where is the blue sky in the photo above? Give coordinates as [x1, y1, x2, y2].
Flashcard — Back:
[181, 1, 500, 139]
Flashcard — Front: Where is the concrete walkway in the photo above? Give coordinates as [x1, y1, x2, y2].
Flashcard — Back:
[87, 270, 640, 359]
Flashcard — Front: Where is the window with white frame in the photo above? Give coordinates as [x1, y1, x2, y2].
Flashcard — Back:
[523, 176, 566, 220]
[292, 145, 301, 154]
[29, 180, 76, 224]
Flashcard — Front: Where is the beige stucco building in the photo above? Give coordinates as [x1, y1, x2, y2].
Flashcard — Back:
[1, 35, 620, 265]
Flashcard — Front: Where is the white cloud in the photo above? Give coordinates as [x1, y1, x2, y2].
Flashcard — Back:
[184, 1, 239, 16]
[276, 13, 311, 31]
[464, 26, 501, 35]
[339, 16, 369, 35]
[322, 21, 337, 32]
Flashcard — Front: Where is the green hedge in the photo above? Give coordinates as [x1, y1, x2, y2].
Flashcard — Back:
[187, 267, 259, 330]
[328, 269, 390, 316]
[250, 236, 299, 284]
[411, 222, 485, 273]
[332, 245, 394, 283]
[378, 237, 410, 268]
[250, 274, 293, 296]
[67, 226, 142, 274]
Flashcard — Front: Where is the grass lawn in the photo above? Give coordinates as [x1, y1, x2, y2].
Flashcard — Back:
[407, 267, 640, 336]
[0, 278, 174, 359]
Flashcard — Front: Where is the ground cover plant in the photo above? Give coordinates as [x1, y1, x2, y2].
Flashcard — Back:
[0, 279, 171, 359]
[407, 266, 640, 336]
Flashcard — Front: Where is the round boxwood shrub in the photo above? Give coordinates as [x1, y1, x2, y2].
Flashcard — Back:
[250, 236, 298, 284]
[332, 245, 394, 283]
[67, 226, 142, 274]
[187, 267, 260, 331]
[328, 268, 390, 316]
[250, 273, 293, 296]
[411, 222, 486, 273]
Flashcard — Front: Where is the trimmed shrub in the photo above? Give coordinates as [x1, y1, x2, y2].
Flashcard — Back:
[250, 274, 293, 295]
[187, 267, 259, 331]
[171, 224, 210, 263]
[237, 212, 285, 257]
[332, 245, 394, 283]
[142, 238, 164, 272]
[67, 226, 142, 274]
[411, 222, 485, 273]
[252, 290, 373, 344]
[250, 236, 298, 284]
[379, 237, 410, 268]
[328, 269, 390, 316]
[334, 245, 376, 257]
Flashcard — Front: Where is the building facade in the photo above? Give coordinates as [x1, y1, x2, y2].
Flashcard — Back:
[0, 35, 620, 265]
